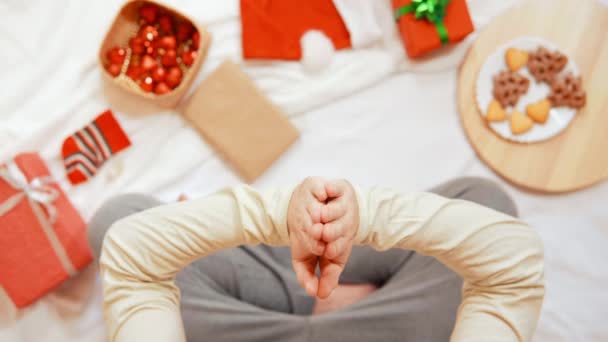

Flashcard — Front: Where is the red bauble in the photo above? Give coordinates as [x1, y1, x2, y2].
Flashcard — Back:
[181, 50, 197, 66]
[107, 47, 126, 64]
[156, 35, 177, 50]
[140, 76, 154, 92]
[141, 55, 157, 71]
[151, 66, 166, 82]
[192, 31, 200, 50]
[129, 37, 145, 55]
[139, 4, 159, 24]
[177, 43, 190, 55]
[154, 82, 172, 95]
[126, 63, 144, 81]
[139, 25, 159, 42]
[161, 49, 178, 67]
[158, 14, 173, 33]
[176, 22, 194, 42]
[165, 67, 183, 88]
[143, 39, 155, 54]
[106, 63, 122, 77]
[145, 45, 157, 57]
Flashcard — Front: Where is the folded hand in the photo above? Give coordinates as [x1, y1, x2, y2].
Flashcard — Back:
[287, 177, 359, 299]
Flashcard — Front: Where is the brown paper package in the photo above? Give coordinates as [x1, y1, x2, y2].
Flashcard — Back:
[182, 60, 300, 182]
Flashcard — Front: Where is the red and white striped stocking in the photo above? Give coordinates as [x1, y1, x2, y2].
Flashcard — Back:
[61, 110, 131, 185]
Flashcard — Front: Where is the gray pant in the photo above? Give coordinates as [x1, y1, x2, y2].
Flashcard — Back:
[88, 177, 517, 342]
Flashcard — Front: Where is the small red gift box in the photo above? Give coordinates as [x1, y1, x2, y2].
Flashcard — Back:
[393, 0, 474, 58]
[0, 153, 92, 308]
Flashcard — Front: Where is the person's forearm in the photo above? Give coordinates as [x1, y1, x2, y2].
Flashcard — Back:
[354, 188, 545, 342]
[99, 185, 294, 342]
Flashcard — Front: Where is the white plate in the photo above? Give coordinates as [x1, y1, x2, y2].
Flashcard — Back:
[476, 37, 579, 143]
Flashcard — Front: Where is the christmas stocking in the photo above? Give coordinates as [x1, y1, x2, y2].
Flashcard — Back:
[61, 110, 130, 185]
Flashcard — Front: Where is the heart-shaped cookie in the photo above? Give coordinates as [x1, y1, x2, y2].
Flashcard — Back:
[510, 111, 533, 135]
[486, 99, 507, 122]
[526, 98, 552, 124]
[505, 48, 529, 71]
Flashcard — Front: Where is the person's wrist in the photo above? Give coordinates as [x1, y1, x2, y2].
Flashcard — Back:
[351, 185, 367, 245]
[277, 185, 299, 244]
[342, 179, 360, 240]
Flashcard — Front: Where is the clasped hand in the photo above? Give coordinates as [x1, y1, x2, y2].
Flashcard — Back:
[286, 177, 359, 299]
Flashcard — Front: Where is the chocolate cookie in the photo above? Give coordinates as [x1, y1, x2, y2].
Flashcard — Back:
[527, 47, 568, 83]
[549, 72, 586, 109]
[493, 71, 530, 107]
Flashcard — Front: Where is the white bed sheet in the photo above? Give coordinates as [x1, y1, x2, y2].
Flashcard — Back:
[1, 0, 607, 341]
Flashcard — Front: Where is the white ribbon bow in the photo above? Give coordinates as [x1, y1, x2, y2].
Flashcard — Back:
[0, 160, 59, 223]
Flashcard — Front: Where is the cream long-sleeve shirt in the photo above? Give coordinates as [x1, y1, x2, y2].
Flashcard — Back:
[99, 185, 544, 342]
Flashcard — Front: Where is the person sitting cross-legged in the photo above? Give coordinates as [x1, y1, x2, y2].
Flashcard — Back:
[89, 177, 544, 342]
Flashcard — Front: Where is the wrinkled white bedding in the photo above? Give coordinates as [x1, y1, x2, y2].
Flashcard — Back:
[1, 0, 606, 341]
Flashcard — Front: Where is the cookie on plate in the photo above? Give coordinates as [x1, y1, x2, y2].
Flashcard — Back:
[510, 111, 534, 135]
[549, 72, 586, 109]
[527, 46, 568, 83]
[505, 48, 529, 71]
[526, 98, 552, 124]
[493, 71, 530, 107]
[486, 99, 507, 122]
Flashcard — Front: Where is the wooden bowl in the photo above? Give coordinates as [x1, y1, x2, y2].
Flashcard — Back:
[98, 0, 211, 108]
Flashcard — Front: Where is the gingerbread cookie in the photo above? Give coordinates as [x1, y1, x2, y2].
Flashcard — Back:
[493, 71, 530, 107]
[526, 99, 552, 124]
[549, 72, 586, 109]
[486, 99, 507, 122]
[505, 48, 529, 71]
[527, 47, 568, 83]
[510, 111, 534, 135]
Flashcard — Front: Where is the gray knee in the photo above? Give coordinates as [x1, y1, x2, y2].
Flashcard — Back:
[451, 177, 518, 217]
[87, 194, 162, 260]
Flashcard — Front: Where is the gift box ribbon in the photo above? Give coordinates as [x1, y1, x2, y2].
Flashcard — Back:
[0, 160, 77, 276]
[394, 0, 451, 44]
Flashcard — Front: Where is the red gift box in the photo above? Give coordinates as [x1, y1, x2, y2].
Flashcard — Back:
[393, 0, 474, 58]
[0, 153, 92, 308]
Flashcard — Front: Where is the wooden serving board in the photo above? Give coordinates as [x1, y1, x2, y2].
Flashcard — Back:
[458, 0, 608, 193]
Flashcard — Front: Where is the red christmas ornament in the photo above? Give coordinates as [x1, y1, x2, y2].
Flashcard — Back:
[126, 63, 144, 81]
[106, 63, 122, 77]
[151, 66, 166, 82]
[156, 35, 177, 50]
[161, 49, 178, 67]
[143, 39, 158, 56]
[177, 43, 190, 55]
[145, 45, 157, 57]
[129, 37, 145, 55]
[140, 76, 154, 92]
[139, 4, 159, 24]
[165, 67, 182, 88]
[154, 82, 172, 95]
[158, 14, 173, 33]
[107, 47, 126, 64]
[181, 50, 197, 66]
[192, 31, 200, 50]
[141, 55, 157, 71]
[139, 25, 159, 42]
[176, 22, 194, 42]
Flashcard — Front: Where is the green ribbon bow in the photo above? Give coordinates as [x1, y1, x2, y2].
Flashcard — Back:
[395, 0, 451, 44]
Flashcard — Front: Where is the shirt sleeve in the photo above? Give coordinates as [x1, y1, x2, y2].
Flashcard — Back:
[99, 185, 294, 342]
[354, 187, 545, 342]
